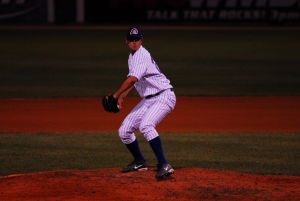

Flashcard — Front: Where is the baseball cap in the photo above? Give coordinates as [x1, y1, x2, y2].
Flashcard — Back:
[126, 27, 143, 41]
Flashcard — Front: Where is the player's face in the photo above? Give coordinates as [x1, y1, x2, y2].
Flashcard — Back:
[126, 39, 142, 52]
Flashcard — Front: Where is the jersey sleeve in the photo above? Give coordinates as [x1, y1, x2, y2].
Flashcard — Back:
[127, 54, 148, 80]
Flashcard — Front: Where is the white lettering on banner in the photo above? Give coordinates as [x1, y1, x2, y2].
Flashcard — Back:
[219, 10, 267, 20]
[146, 0, 300, 23]
[76, 0, 85, 23]
[183, 10, 215, 20]
[270, 0, 297, 7]
[16, 0, 25, 4]
[271, 10, 300, 22]
[47, 0, 55, 23]
[147, 9, 300, 22]
[0, 0, 26, 5]
[191, 0, 222, 8]
[225, 0, 272, 8]
[190, 0, 300, 8]
[1, 0, 10, 4]
[0, 0, 40, 20]
[148, 10, 179, 20]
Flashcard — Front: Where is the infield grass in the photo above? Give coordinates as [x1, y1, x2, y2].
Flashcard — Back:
[0, 132, 299, 176]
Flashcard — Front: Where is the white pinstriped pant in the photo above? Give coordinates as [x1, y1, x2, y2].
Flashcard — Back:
[119, 89, 176, 144]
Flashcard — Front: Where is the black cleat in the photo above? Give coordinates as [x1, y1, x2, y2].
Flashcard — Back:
[121, 160, 148, 173]
[156, 163, 174, 178]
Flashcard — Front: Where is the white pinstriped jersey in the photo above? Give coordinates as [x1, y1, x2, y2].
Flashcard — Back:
[127, 46, 173, 98]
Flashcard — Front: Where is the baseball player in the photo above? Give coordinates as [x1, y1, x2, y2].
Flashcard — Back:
[104, 27, 176, 178]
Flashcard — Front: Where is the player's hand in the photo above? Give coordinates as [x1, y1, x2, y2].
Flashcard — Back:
[117, 96, 124, 109]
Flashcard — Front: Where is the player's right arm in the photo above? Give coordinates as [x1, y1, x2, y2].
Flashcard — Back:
[117, 85, 135, 108]
[113, 76, 137, 108]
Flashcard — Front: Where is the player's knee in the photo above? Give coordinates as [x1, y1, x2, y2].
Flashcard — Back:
[139, 123, 153, 134]
[118, 126, 128, 140]
[139, 123, 158, 141]
[118, 125, 135, 144]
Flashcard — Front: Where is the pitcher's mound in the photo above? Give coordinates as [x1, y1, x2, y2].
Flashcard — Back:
[1, 168, 299, 201]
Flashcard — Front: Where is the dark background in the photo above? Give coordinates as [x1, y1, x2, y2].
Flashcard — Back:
[0, 0, 299, 25]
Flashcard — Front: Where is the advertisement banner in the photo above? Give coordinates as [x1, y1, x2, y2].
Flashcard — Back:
[85, 0, 300, 25]
[0, 0, 47, 24]
[148, 0, 300, 24]
[0, 0, 299, 25]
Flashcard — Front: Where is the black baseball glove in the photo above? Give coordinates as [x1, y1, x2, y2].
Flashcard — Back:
[102, 95, 120, 113]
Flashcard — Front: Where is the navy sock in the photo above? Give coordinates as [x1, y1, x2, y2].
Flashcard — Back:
[125, 139, 145, 162]
[149, 136, 167, 165]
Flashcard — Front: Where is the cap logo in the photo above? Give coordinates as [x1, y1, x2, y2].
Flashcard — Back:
[130, 28, 138, 35]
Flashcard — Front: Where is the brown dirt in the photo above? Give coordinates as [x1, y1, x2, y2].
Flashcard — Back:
[1, 96, 300, 132]
[1, 96, 300, 201]
[0, 168, 299, 201]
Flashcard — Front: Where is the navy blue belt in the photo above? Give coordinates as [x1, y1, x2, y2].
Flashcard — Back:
[145, 88, 174, 99]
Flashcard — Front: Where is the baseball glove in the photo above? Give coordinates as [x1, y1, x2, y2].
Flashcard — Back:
[102, 95, 120, 113]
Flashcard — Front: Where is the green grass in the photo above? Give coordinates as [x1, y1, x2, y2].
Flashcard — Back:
[0, 29, 300, 97]
[1, 132, 299, 176]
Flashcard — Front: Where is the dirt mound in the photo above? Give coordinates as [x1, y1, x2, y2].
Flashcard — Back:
[1, 168, 299, 201]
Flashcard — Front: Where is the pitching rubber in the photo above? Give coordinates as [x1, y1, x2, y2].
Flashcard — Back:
[137, 167, 148, 171]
